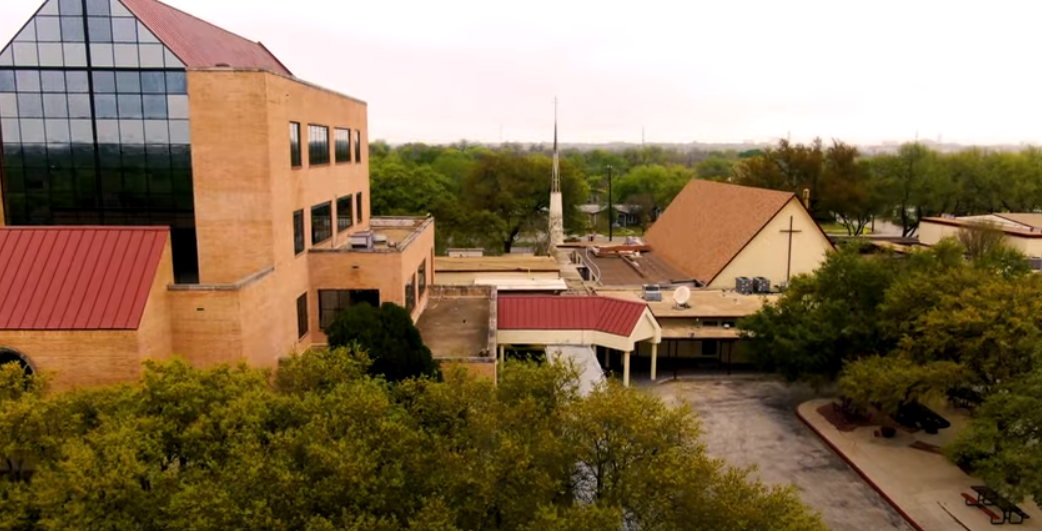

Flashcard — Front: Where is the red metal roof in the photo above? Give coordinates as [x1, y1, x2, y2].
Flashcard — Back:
[0, 227, 168, 331]
[121, 0, 293, 76]
[497, 296, 650, 337]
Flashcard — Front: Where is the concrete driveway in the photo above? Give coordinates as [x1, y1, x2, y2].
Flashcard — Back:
[646, 378, 914, 531]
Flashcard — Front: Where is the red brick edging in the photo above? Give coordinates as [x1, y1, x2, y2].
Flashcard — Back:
[795, 405, 927, 531]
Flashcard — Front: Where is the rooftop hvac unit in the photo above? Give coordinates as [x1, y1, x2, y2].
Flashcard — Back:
[753, 276, 771, 294]
[350, 231, 374, 249]
[735, 276, 754, 295]
[642, 284, 662, 302]
[372, 233, 389, 244]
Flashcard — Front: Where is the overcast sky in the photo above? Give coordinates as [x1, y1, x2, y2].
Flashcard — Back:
[2, 0, 1041, 145]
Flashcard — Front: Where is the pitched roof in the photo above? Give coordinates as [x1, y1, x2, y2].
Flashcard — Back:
[0, 227, 168, 331]
[497, 296, 650, 337]
[994, 213, 1042, 230]
[645, 180, 795, 284]
[121, 0, 292, 75]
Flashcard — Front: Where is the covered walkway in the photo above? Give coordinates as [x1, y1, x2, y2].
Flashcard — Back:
[496, 296, 662, 386]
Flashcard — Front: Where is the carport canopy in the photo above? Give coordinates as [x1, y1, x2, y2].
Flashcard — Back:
[496, 296, 662, 386]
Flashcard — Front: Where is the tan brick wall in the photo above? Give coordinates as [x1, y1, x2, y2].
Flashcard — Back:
[0, 331, 141, 391]
[135, 235, 175, 363]
[399, 219, 436, 321]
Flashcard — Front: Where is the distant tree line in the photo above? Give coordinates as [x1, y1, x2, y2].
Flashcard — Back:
[370, 139, 1042, 251]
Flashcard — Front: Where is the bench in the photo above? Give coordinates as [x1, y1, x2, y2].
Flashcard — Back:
[970, 485, 1031, 525]
[963, 492, 1004, 524]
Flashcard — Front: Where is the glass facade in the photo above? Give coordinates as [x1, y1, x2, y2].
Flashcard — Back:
[0, 0, 198, 283]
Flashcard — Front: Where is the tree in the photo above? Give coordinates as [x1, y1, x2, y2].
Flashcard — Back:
[326, 302, 440, 382]
[0, 353, 827, 531]
[734, 139, 827, 219]
[955, 220, 1009, 261]
[739, 243, 902, 385]
[819, 141, 887, 235]
[695, 156, 735, 181]
[612, 164, 693, 214]
[946, 363, 1042, 503]
[463, 152, 588, 253]
[838, 355, 965, 418]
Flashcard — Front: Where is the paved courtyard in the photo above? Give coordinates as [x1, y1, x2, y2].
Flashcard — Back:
[646, 378, 914, 531]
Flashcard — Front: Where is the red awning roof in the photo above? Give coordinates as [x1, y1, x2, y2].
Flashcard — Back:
[497, 296, 649, 337]
[122, 0, 293, 76]
[0, 227, 168, 331]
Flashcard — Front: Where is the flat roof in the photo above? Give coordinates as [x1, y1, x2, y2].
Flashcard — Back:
[416, 296, 491, 359]
[435, 256, 561, 272]
[473, 278, 568, 291]
[597, 288, 777, 318]
[583, 251, 690, 286]
[921, 216, 1042, 238]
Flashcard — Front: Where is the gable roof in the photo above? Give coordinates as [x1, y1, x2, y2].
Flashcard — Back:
[0, 227, 168, 331]
[120, 0, 292, 75]
[994, 213, 1042, 230]
[497, 296, 650, 337]
[645, 180, 796, 284]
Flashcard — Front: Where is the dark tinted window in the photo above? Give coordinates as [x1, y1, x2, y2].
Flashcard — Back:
[319, 289, 380, 329]
[293, 209, 304, 254]
[337, 195, 353, 232]
[308, 124, 329, 165]
[289, 122, 301, 168]
[334, 127, 350, 163]
[311, 202, 331, 244]
[296, 293, 308, 339]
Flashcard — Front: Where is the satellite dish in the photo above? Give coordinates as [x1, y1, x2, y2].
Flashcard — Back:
[673, 286, 691, 307]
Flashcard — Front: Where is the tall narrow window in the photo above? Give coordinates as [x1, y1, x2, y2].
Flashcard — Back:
[337, 195, 353, 232]
[296, 293, 308, 339]
[335, 128, 351, 163]
[418, 259, 427, 299]
[356, 192, 363, 223]
[308, 124, 330, 165]
[405, 274, 416, 314]
[354, 129, 362, 162]
[293, 209, 305, 255]
[311, 202, 332, 244]
[289, 122, 302, 168]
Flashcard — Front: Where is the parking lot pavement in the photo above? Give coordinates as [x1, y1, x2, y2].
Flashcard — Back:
[646, 378, 915, 531]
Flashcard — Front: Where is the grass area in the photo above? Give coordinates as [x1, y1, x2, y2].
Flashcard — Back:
[818, 222, 873, 235]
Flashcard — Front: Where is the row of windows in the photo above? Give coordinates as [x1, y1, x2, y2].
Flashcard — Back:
[403, 259, 428, 315]
[0, 117, 189, 145]
[0, 70, 187, 96]
[1, 92, 187, 120]
[16, 15, 158, 45]
[289, 122, 363, 168]
[292, 192, 364, 255]
[296, 288, 384, 339]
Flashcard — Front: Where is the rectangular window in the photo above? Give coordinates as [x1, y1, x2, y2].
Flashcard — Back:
[293, 209, 305, 254]
[354, 129, 362, 162]
[334, 127, 351, 163]
[311, 202, 332, 244]
[289, 122, 301, 168]
[356, 191, 363, 223]
[319, 289, 381, 329]
[308, 124, 329, 165]
[405, 274, 416, 314]
[418, 259, 427, 299]
[337, 195, 353, 232]
[296, 293, 308, 339]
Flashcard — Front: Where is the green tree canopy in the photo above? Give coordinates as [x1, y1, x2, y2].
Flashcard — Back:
[0, 352, 827, 531]
[326, 302, 440, 382]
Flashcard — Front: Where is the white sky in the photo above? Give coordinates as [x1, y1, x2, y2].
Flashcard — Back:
[2, 0, 1041, 145]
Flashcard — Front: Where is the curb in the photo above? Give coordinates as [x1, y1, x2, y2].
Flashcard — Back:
[795, 404, 926, 531]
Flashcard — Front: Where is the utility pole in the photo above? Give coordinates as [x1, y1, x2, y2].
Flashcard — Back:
[607, 165, 614, 242]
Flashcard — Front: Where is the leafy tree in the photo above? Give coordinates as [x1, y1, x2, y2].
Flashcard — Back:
[819, 141, 887, 235]
[612, 164, 693, 214]
[837, 355, 965, 417]
[463, 151, 588, 253]
[955, 220, 1009, 261]
[734, 139, 827, 219]
[739, 243, 900, 385]
[0, 352, 827, 531]
[946, 363, 1042, 503]
[695, 156, 735, 181]
[326, 302, 440, 382]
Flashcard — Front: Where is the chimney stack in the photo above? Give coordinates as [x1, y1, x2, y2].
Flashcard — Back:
[802, 188, 811, 209]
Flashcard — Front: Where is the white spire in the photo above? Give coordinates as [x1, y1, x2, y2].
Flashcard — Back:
[548, 98, 564, 256]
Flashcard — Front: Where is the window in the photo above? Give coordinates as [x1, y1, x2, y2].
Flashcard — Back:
[289, 122, 301, 167]
[418, 260, 427, 299]
[356, 192, 363, 223]
[293, 209, 305, 254]
[334, 128, 351, 163]
[296, 293, 309, 339]
[308, 124, 329, 165]
[337, 195, 353, 232]
[405, 274, 416, 314]
[311, 202, 332, 244]
[354, 129, 362, 162]
[319, 289, 380, 329]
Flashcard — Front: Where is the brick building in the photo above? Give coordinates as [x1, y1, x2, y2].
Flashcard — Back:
[0, 0, 435, 389]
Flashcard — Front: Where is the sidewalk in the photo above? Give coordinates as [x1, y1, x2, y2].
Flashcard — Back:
[797, 399, 1041, 531]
